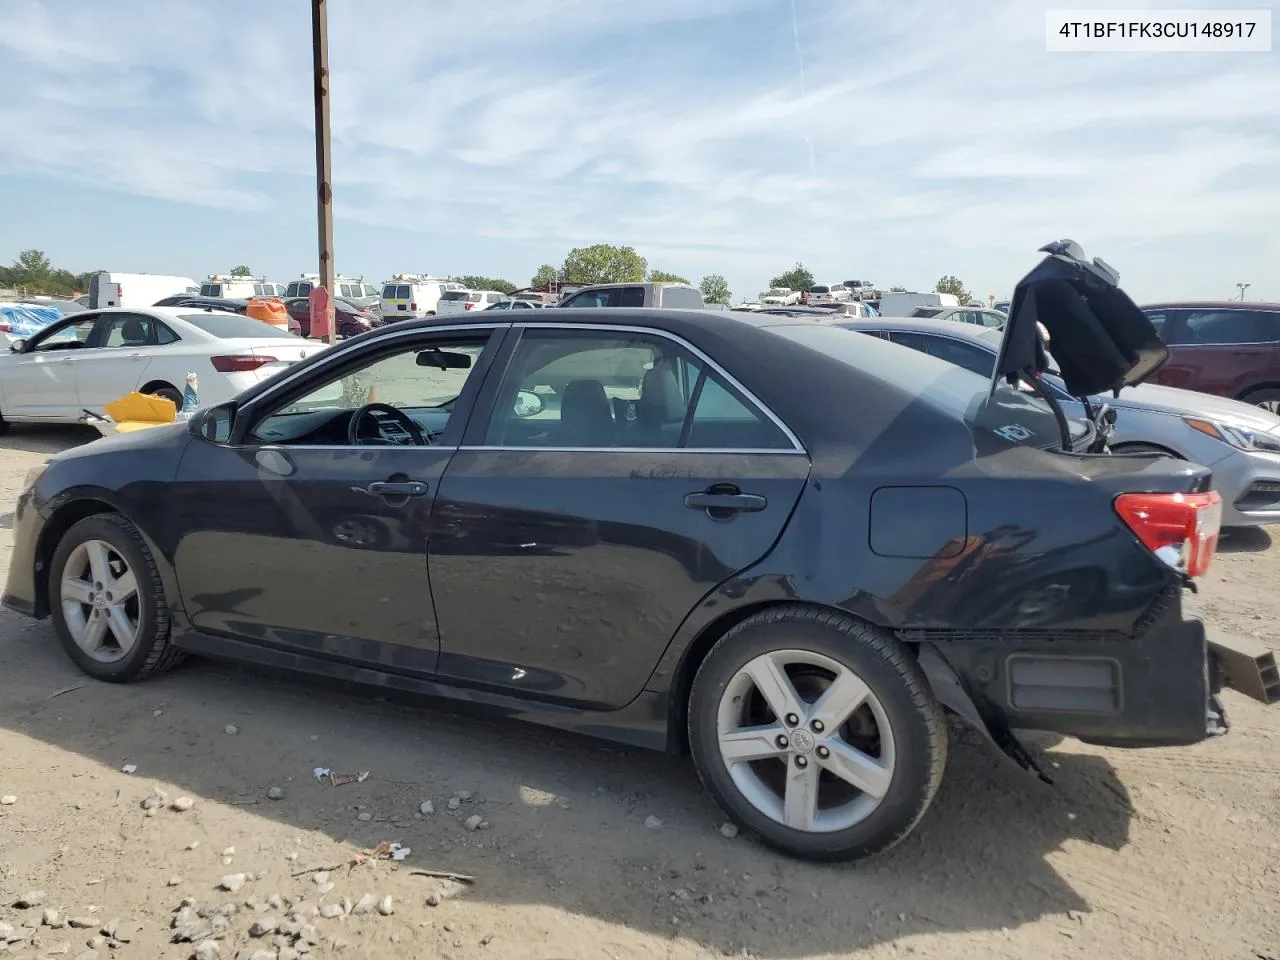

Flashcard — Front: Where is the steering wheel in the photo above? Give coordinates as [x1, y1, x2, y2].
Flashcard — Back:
[346, 402, 428, 446]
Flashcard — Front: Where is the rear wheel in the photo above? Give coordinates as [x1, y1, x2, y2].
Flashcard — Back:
[1241, 388, 1280, 414]
[143, 383, 183, 408]
[49, 514, 183, 682]
[688, 605, 947, 861]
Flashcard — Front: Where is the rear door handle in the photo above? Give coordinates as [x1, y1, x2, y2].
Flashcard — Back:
[684, 491, 767, 512]
[367, 480, 429, 497]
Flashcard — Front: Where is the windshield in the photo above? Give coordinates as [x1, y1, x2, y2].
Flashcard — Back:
[179, 313, 300, 339]
[768, 289, 789, 297]
[810, 286, 830, 294]
[770, 323, 1067, 450]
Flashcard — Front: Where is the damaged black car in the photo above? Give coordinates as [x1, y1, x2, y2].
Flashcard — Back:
[4, 241, 1275, 861]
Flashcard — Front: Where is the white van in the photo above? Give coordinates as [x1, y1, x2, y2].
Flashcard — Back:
[88, 272, 199, 308]
[877, 292, 961, 316]
[199, 275, 285, 299]
[379, 275, 464, 320]
[286, 274, 380, 306]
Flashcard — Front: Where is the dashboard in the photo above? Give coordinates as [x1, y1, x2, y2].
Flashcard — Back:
[251, 406, 453, 446]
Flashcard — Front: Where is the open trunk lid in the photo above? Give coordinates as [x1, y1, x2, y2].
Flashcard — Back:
[995, 239, 1169, 398]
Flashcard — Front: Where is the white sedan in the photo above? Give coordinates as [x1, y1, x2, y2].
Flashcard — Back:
[0, 307, 329, 431]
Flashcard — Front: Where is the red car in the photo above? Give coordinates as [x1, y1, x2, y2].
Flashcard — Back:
[283, 297, 380, 339]
[1142, 301, 1280, 413]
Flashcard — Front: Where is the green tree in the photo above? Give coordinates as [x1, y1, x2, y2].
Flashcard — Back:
[13, 249, 52, 291]
[561, 244, 648, 285]
[229, 265, 252, 277]
[530, 263, 560, 287]
[769, 262, 814, 294]
[935, 275, 972, 303]
[458, 275, 516, 294]
[699, 274, 731, 305]
[647, 269, 689, 284]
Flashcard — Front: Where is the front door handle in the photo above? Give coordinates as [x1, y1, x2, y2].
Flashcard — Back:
[367, 480, 429, 498]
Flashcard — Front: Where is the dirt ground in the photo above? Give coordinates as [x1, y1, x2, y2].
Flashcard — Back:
[0, 424, 1277, 960]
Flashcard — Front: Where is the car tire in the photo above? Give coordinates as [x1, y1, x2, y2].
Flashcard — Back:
[49, 513, 184, 683]
[688, 604, 947, 862]
[1241, 388, 1280, 414]
[0, 409, 9, 436]
[1111, 442, 1181, 458]
[143, 384, 183, 408]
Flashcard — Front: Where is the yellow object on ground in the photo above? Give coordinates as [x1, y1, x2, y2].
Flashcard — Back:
[102, 391, 177, 431]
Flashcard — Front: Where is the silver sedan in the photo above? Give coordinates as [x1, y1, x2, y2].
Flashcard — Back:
[838, 317, 1280, 528]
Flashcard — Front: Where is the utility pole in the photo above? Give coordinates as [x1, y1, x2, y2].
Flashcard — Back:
[311, 0, 336, 345]
[1237, 282, 1251, 301]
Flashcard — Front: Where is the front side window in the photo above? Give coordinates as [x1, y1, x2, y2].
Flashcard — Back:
[483, 329, 794, 450]
[250, 336, 491, 446]
[486, 293, 505, 304]
[27, 317, 97, 352]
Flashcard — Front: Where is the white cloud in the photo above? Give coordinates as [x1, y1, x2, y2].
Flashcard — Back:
[0, 0, 1277, 299]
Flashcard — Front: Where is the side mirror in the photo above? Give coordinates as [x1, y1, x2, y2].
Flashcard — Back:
[9, 339, 27, 353]
[513, 390, 543, 418]
[193, 402, 236, 443]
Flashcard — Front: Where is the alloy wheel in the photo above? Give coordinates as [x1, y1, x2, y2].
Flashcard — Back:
[1257, 398, 1280, 414]
[716, 649, 896, 833]
[59, 539, 141, 663]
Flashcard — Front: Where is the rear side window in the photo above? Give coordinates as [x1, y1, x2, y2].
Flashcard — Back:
[179, 313, 299, 339]
[483, 329, 794, 450]
[911, 308, 943, 318]
[440, 291, 469, 302]
[155, 323, 181, 345]
[1175, 309, 1280, 345]
[485, 293, 504, 303]
[660, 287, 704, 309]
[892, 332, 995, 378]
[563, 287, 646, 308]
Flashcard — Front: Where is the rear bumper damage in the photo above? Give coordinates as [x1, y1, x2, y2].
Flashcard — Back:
[912, 588, 1277, 776]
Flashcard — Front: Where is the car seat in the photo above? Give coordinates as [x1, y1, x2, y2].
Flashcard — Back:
[120, 317, 148, 346]
[636, 359, 685, 445]
[559, 379, 614, 447]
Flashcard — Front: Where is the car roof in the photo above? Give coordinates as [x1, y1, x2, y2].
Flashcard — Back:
[1141, 300, 1280, 311]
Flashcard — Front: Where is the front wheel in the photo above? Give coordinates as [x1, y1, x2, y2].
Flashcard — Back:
[688, 605, 947, 861]
[49, 514, 184, 682]
[1241, 388, 1280, 414]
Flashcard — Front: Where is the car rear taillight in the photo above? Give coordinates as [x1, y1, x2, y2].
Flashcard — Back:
[410, 302, 417, 311]
[1114, 490, 1222, 577]
[0, 322, 10, 333]
[211, 355, 277, 373]
[464, 302, 474, 310]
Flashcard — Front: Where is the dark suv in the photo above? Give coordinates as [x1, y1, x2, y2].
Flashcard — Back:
[1142, 302, 1280, 412]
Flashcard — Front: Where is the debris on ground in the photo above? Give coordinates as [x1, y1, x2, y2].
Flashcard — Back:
[719, 822, 739, 838]
[120, 764, 137, 774]
[644, 815, 663, 830]
[172, 796, 195, 812]
[267, 787, 285, 801]
[0, 794, 15, 805]
[418, 800, 434, 816]
[328, 771, 370, 787]
[223, 725, 238, 735]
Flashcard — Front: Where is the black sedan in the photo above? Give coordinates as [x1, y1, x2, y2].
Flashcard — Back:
[1, 245, 1249, 860]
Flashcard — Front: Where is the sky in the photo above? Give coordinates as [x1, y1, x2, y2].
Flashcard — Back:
[0, 0, 1277, 303]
